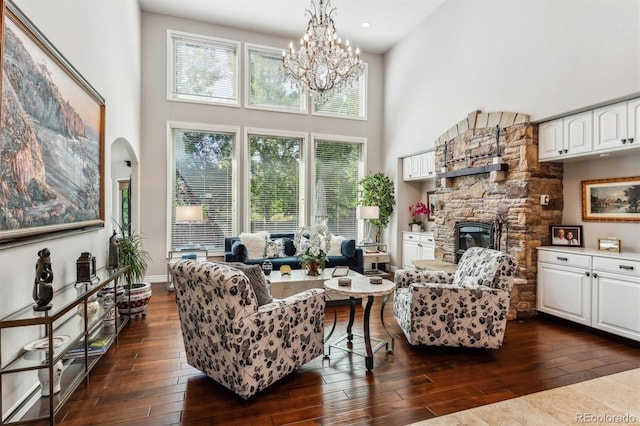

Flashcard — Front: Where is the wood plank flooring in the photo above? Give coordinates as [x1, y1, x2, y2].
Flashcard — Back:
[49, 283, 640, 425]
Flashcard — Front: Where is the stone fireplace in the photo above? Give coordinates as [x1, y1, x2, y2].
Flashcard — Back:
[432, 110, 563, 319]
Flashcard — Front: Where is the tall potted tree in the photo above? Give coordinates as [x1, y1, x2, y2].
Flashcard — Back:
[359, 173, 396, 243]
[116, 224, 152, 317]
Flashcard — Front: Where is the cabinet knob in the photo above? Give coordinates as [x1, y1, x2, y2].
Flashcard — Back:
[563, 149, 568, 153]
[593, 273, 598, 279]
[558, 150, 563, 155]
[585, 272, 590, 277]
[621, 139, 627, 144]
[629, 137, 634, 144]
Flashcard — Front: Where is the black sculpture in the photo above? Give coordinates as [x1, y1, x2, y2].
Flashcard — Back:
[107, 230, 119, 270]
[33, 248, 54, 311]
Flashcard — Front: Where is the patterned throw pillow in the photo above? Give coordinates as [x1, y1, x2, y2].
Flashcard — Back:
[265, 238, 286, 259]
[231, 263, 273, 305]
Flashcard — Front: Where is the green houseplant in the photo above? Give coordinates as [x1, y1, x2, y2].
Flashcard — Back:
[116, 224, 153, 316]
[358, 173, 395, 242]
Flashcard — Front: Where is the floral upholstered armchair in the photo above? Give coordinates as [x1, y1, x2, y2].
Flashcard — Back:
[393, 247, 516, 349]
[170, 260, 325, 399]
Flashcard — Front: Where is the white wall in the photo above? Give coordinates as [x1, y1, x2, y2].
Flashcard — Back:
[384, 0, 640, 260]
[563, 155, 640, 252]
[139, 11, 385, 279]
[0, 0, 140, 413]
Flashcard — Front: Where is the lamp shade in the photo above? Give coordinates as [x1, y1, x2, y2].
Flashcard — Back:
[356, 206, 379, 220]
[175, 205, 203, 222]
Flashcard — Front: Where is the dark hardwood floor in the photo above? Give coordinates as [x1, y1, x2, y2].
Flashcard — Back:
[50, 283, 639, 425]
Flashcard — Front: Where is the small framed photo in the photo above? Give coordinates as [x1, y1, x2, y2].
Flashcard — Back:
[550, 225, 583, 247]
[598, 238, 621, 252]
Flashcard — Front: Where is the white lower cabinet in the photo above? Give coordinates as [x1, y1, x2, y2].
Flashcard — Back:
[592, 257, 640, 341]
[537, 247, 640, 341]
[402, 232, 435, 268]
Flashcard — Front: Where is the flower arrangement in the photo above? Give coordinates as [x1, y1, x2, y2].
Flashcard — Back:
[409, 202, 430, 226]
[293, 224, 331, 272]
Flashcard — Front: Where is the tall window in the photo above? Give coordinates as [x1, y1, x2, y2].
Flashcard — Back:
[170, 125, 236, 251]
[314, 138, 363, 239]
[118, 180, 131, 235]
[312, 64, 368, 119]
[246, 44, 305, 112]
[168, 30, 240, 105]
[248, 132, 304, 233]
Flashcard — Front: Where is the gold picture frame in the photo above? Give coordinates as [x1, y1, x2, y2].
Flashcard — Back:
[581, 176, 640, 222]
[598, 238, 621, 252]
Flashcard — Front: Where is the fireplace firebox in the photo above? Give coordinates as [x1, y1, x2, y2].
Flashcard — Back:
[455, 222, 494, 263]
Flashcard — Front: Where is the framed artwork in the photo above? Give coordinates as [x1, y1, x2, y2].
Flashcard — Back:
[0, 0, 105, 242]
[550, 225, 583, 247]
[581, 176, 640, 222]
[426, 191, 436, 221]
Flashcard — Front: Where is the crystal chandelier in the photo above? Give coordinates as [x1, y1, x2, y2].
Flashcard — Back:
[282, 0, 364, 104]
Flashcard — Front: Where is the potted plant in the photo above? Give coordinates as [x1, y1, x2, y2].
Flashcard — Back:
[358, 173, 396, 242]
[116, 224, 152, 317]
[409, 202, 430, 232]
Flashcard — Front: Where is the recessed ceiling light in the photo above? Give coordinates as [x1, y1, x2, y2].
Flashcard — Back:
[360, 22, 371, 28]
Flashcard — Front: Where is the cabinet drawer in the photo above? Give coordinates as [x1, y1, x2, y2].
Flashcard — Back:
[538, 250, 591, 269]
[420, 234, 435, 245]
[593, 257, 640, 277]
[403, 232, 421, 242]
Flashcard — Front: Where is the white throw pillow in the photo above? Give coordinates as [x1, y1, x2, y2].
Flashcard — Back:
[239, 231, 270, 259]
[328, 235, 345, 256]
[265, 238, 286, 258]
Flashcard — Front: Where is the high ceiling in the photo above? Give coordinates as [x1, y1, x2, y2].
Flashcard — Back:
[138, 0, 445, 54]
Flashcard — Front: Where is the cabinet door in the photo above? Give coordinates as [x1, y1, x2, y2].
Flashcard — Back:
[537, 262, 591, 325]
[563, 111, 593, 156]
[538, 119, 564, 161]
[593, 102, 628, 152]
[411, 155, 421, 178]
[420, 151, 435, 178]
[402, 157, 413, 180]
[592, 271, 640, 341]
[628, 98, 640, 149]
[402, 240, 421, 268]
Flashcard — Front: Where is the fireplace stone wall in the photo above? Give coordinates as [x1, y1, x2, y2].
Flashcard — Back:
[432, 111, 563, 319]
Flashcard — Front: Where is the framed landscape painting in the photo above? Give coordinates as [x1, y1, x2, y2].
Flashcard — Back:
[0, 0, 105, 242]
[582, 176, 640, 222]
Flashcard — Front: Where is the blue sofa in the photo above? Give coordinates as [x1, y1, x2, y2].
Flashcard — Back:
[224, 233, 364, 274]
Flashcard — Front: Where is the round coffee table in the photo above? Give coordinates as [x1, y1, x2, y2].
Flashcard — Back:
[324, 276, 396, 370]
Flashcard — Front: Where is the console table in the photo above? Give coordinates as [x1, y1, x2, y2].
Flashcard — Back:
[0, 267, 128, 425]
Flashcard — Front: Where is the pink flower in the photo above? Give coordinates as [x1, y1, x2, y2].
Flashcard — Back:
[409, 202, 430, 225]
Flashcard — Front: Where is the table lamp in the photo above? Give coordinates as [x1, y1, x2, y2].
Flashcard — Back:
[356, 206, 379, 245]
[175, 205, 203, 248]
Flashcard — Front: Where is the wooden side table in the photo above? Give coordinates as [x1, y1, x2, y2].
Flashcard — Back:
[323, 276, 395, 370]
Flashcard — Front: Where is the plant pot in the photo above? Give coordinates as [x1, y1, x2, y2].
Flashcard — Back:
[411, 224, 422, 232]
[305, 260, 320, 276]
[117, 282, 152, 317]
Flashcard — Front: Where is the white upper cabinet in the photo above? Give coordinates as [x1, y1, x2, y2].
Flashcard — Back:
[402, 150, 436, 181]
[593, 102, 628, 151]
[564, 111, 593, 156]
[539, 97, 639, 162]
[539, 112, 592, 161]
[538, 119, 564, 161]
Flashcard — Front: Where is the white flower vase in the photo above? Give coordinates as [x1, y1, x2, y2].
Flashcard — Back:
[38, 359, 64, 396]
[411, 224, 422, 232]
